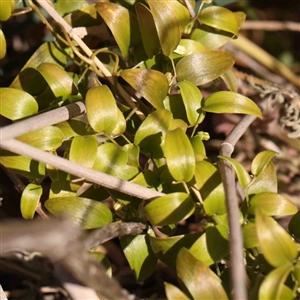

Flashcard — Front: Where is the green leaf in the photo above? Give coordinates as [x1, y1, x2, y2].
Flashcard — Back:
[174, 39, 207, 56]
[163, 94, 189, 124]
[249, 192, 298, 216]
[111, 108, 126, 135]
[89, 251, 112, 277]
[218, 155, 251, 189]
[17, 126, 64, 151]
[177, 81, 203, 126]
[191, 25, 232, 50]
[199, 6, 242, 36]
[86, 85, 119, 133]
[0, 29, 7, 60]
[120, 69, 168, 109]
[255, 209, 298, 267]
[20, 183, 43, 219]
[144, 193, 195, 226]
[195, 161, 226, 216]
[0, 150, 46, 179]
[164, 283, 190, 300]
[122, 144, 140, 168]
[176, 248, 229, 300]
[45, 197, 113, 229]
[134, 108, 173, 153]
[220, 68, 237, 92]
[176, 51, 234, 85]
[288, 211, 300, 239]
[259, 263, 294, 300]
[191, 134, 207, 159]
[202, 91, 262, 118]
[10, 42, 67, 89]
[189, 225, 229, 265]
[0, 88, 38, 120]
[242, 222, 259, 248]
[120, 234, 157, 282]
[135, 3, 160, 58]
[251, 150, 278, 177]
[131, 170, 162, 192]
[56, 120, 95, 138]
[148, 0, 181, 56]
[0, 0, 13, 21]
[37, 63, 77, 100]
[247, 161, 277, 195]
[164, 128, 195, 182]
[56, 0, 88, 16]
[69, 135, 98, 168]
[96, 2, 140, 58]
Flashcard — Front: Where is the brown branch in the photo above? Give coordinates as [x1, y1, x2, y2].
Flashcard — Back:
[241, 21, 300, 32]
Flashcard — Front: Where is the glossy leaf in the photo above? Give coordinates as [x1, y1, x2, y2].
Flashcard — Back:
[163, 94, 189, 124]
[0, 150, 46, 179]
[163, 0, 190, 30]
[247, 161, 277, 195]
[20, 183, 43, 219]
[164, 283, 190, 300]
[174, 39, 207, 56]
[120, 69, 168, 109]
[195, 161, 226, 216]
[120, 234, 157, 282]
[177, 248, 229, 300]
[45, 197, 113, 229]
[191, 134, 206, 160]
[37, 63, 77, 100]
[0, 88, 38, 120]
[288, 211, 300, 239]
[164, 128, 195, 182]
[56, 0, 88, 16]
[191, 26, 232, 50]
[242, 222, 259, 248]
[259, 263, 294, 300]
[0, 29, 6, 60]
[122, 144, 140, 168]
[111, 108, 126, 135]
[199, 6, 242, 36]
[190, 225, 229, 265]
[218, 155, 251, 189]
[249, 192, 297, 216]
[135, 3, 160, 58]
[177, 81, 203, 125]
[134, 109, 173, 153]
[148, 0, 181, 56]
[176, 51, 234, 85]
[56, 120, 95, 138]
[96, 2, 140, 58]
[69, 135, 98, 168]
[202, 91, 262, 118]
[17, 126, 64, 151]
[144, 193, 195, 226]
[251, 150, 278, 177]
[86, 85, 118, 133]
[10, 42, 67, 89]
[220, 68, 237, 92]
[0, 0, 13, 21]
[255, 209, 298, 267]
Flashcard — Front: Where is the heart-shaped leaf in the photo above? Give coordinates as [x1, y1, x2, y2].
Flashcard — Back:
[96, 2, 141, 58]
[251, 150, 278, 177]
[21, 183, 43, 219]
[135, 3, 160, 58]
[86, 85, 119, 133]
[259, 263, 294, 300]
[176, 248, 229, 300]
[218, 155, 251, 189]
[17, 126, 64, 151]
[249, 192, 297, 216]
[164, 128, 195, 182]
[255, 209, 298, 267]
[69, 135, 98, 168]
[202, 91, 262, 118]
[144, 193, 195, 226]
[45, 197, 113, 229]
[120, 69, 168, 109]
[120, 234, 157, 282]
[0, 88, 38, 120]
[177, 81, 203, 125]
[176, 51, 234, 85]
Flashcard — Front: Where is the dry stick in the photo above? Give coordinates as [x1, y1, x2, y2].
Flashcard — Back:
[218, 115, 257, 300]
[241, 20, 300, 32]
[1, 139, 164, 200]
[0, 102, 86, 142]
[35, 0, 143, 119]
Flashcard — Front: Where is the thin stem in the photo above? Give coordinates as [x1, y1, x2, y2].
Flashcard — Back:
[241, 21, 300, 32]
[218, 114, 257, 300]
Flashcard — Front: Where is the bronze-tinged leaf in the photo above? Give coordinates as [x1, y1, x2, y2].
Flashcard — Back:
[176, 51, 234, 85]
